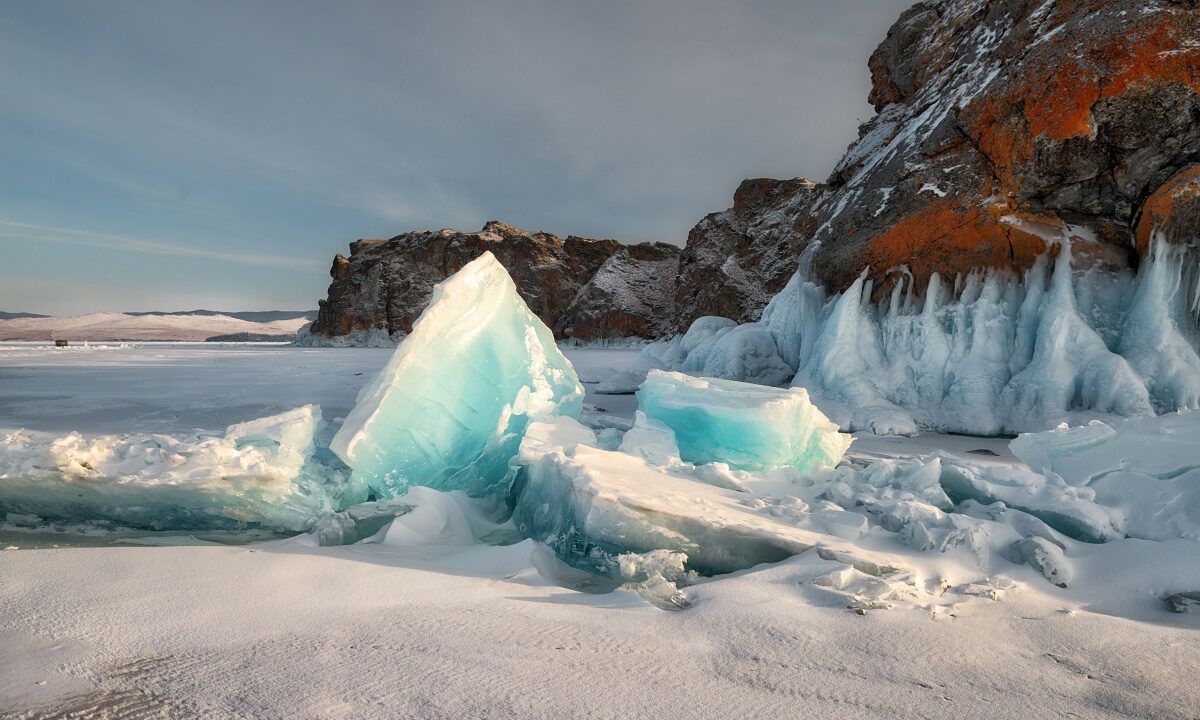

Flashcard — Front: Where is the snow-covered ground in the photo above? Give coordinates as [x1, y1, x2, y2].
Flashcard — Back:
[1, 342, 1197, 718]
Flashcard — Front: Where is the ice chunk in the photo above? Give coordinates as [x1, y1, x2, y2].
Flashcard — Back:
[636, 370, 850, 471]
[1009, 412, 1200, 541]
[594, 369, 640, 395]
[330, 252, 584, 498]
[937, 459, 1121, 543]
[1164, 591, 1200, 613]
[0, 406, 350, 532]
[510, 417, 896, 577]
[617, 411, 681, 466]
[1003, 536, 1073, 587]
[1008, 420, 1117, 476]
[677, 316, 744, 378]
[679, 316, 736, 355]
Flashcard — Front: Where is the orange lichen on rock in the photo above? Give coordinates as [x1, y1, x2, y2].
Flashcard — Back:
[1026, 15, 1199, 142]
[855, 200, 1044, 291]
[965, 11, 1200, 194]
[1136, 164, 1200, 254]
[852, 199, 1133, 295]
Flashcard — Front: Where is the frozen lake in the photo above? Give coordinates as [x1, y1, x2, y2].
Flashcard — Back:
[1, 346, 1196, 719]
[0, 343, 642, 436]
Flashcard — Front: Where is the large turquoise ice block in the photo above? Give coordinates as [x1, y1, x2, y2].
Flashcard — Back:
[635, 370, 850, 471]
[329, 252, 585, 498]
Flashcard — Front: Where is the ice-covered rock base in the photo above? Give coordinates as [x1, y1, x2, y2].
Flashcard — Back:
[636, 238, 1200, 436]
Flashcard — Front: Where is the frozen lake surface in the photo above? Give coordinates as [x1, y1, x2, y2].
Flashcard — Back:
[0, 343, 641, 435]
[1, 342, 1196, 718]
[0, 342, 1005, 460]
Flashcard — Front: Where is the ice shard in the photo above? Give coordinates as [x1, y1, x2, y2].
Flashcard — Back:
[0, 405, 351, 532]
[635, 370, 851, 471]
[330, 252, 585, 498]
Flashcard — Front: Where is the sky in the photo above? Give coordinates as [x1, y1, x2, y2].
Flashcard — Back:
[1, 0, 914, 315]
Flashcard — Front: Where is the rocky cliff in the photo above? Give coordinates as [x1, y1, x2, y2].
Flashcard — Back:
[310, 0, 1199, 343]
[302, 221, 681, 345]
[675, 0, 1200, 330]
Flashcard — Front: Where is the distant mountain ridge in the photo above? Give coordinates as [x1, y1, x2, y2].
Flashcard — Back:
[0, 311, 312, 342]
[124, 310, 317, 323]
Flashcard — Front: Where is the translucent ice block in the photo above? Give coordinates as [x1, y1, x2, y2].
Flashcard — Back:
[329, 252, 585, 498]
[635, 370, 850, 471]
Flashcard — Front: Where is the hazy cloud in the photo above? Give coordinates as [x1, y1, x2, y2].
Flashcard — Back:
[1, 0, 913, 313]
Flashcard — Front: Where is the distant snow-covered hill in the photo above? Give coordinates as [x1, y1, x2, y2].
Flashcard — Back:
[0, 311, 49, 320]
[0, 312, 312, 341]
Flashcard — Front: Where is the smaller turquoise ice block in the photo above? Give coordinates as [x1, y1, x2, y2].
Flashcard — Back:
[635, 370, 850, 471]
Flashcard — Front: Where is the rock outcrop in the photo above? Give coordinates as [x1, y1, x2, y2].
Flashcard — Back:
[554, 242, 681, 341]
[303, 221, 681, 345]
[311, 0, 1198, 343]
[672, 178, 815, 327]
[674, 0, 1200, 330]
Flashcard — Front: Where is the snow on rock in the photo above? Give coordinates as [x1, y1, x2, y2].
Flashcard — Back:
[635, 370, 850, 471]
[553, 243, 681, 341]
[0, 405, 352, 532]
[330, 252, 584, 499]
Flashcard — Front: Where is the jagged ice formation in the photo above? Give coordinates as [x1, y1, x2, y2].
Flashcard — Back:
[640, 236, 1200, 436]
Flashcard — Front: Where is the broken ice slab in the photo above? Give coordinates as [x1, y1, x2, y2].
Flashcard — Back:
[0, 405, 352, 532]
[1009, 412, 1200, 541]
[510, 417, 898, 577]
[1010, 413, 1200, 481]
[634, 370, 851, 471]
[937, 458, 1121, 543]
[330, 252, 585, 498]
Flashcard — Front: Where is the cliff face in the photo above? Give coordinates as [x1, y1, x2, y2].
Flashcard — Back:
[304, 221, 680, 344]
[310, 0, 1198, 343]
[675, 0, 1200, 330]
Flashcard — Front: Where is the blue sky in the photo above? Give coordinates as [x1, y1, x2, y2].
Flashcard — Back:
[2, 0, 912, 315]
